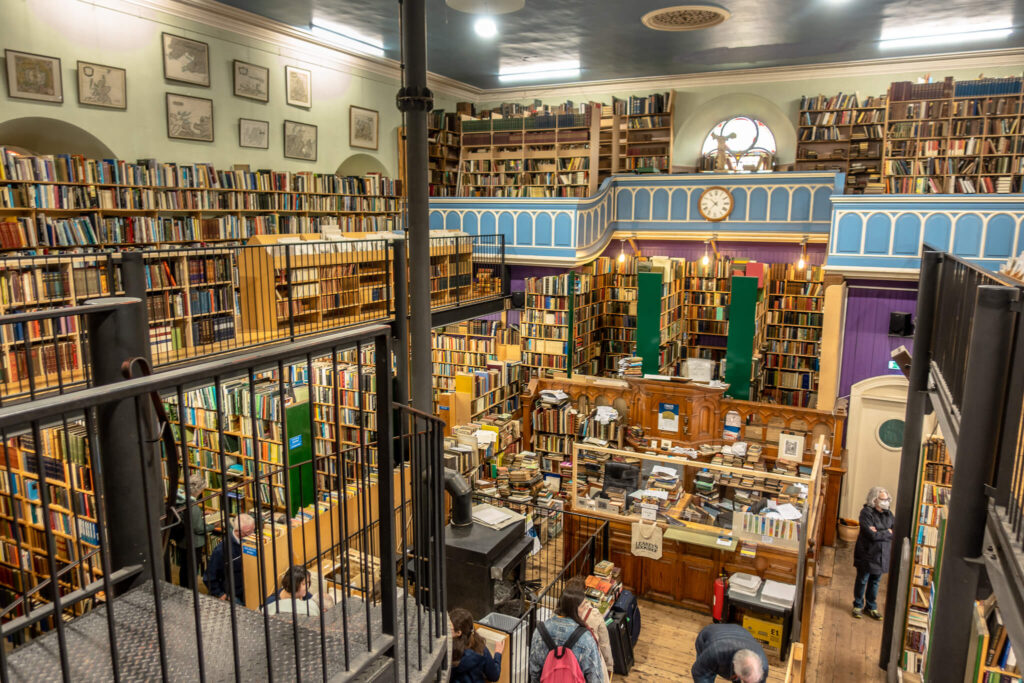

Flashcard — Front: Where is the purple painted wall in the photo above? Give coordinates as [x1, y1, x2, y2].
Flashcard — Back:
[598, 240, 828, 266]
[838, 281, 918, 401]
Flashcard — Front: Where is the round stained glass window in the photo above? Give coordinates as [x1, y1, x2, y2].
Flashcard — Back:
[877, 418, 905, 450]
[701, 116, 777, 173]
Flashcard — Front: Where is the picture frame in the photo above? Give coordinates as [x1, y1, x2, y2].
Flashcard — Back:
[166, 93, 214, 142]
[349, 105, 379, 150]
[76, 61, 126, 110]
[162, 32, 210, 87]
[778, 432, 806, 463]
[239, 118, 269, 149]
[283, 120, 317, 161]
[4, 49, 63, 103]
[285, 66, 311, 108]
[233, 60, 268, 102]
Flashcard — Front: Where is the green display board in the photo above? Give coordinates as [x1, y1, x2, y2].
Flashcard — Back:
[725, 276, 759, 399]
[637, 271, 663, 375]
[285, 399, 314, 516]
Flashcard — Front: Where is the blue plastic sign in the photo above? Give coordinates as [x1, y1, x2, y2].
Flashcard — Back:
[289, 435, 302, 449]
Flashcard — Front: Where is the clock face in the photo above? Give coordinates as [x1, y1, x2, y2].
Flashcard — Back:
[699, 187, 733, 222]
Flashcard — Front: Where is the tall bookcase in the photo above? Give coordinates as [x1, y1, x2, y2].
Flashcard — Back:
[794, 93, 887, 194]
[683, 257, 733, 364]
[619, 92, 676, 173]
[398, 110, 462, 198]
[146, 251, 237, 355]
[762, 264, 824, 408]
[431, 319, 520, 409]
[594, 257, 638, 374]
[902, 437, 952, 678]
[635, 257, 685, 375]
[522, 273, 575, 377]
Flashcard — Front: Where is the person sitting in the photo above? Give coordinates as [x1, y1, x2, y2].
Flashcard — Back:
[203, 513, 254, 603]
[449, 607, 503, 683]
[691, 623, 768, 683]
[264, 565, 321, 617]
[563, 577, 613, 682]
[529, 585, 604, 682]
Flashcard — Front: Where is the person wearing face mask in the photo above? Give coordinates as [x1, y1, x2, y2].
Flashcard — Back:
[853, 486, 894, 619]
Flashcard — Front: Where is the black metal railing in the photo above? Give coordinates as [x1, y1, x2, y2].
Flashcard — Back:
[0, 301, 447, 681]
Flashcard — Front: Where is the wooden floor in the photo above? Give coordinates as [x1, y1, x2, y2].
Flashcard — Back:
[615, 542, 887, 682]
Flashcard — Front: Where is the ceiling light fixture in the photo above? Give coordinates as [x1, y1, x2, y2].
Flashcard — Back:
[879, 23, 1013, 50]
[498, 60, 581, 83]
[474, 17, 498, 38]
[701, 238, 711, 267]
[797, 237, 808, 271]
[618, 240, 626, 264]
[311, 20, 386, 58]
[446, 0, 524, 13]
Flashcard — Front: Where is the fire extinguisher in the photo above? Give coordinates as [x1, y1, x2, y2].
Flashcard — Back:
[713, 574, 727, 622]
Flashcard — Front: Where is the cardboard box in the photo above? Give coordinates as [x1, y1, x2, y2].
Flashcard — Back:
[742, 613, 784, 655]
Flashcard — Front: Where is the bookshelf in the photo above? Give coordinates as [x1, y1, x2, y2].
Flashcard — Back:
[457, 107, 602, 198]
[531, 398, 581, 495]
[794, 93, 887, 194]
[652, 257, 686, 374]
[522, 273, 575, 378]
[0, 148, 401, 250]
[617, 92, 676, 173]
[761, 264, 824, 408]
[451, 360, 523, 426]
[146, 251, 237, 355]
[902, 437, 951, 679]
[683, 257, 733, 365]
[398, 110, 462, 199]
[594, 257, 638, 375]
[572, 272, 601, 376]
[971, 599, 1023, 683]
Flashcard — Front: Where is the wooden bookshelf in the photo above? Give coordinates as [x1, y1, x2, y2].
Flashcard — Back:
[618, 91, 676, 173]
[398, 110, 462, 198]
[522, 273, 574, 378]
[794, 93, 887, 194]
[572, 272, 601, 376]
[431, 319, 521, 411]
[593, 257, 638, 375]
[970, 599, 1023, 683]
[683, 257, 733, 365]
[652, 257, 686, 374]
[451, 360, 523, 426]
[761, 264, 823, 408]
[902, 437, 951, 678]
[0, 148, 401, 250]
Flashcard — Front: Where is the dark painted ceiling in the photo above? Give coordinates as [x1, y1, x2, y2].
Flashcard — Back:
[219, 0, 1024, 89]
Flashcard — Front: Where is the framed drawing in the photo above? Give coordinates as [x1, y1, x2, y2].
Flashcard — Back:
[166, 93, 214, 142]
[778, 432, 806, 462]
[76, 61, 126, 109]
[233, 60, 268, 102]
[239, 118, 269, 149]
[283, 120, 317, 161]
[349, 106, 379, 150]
[4, 50, 63, 103]
[285, 66, 311, 108]
[162, 32, 210, 86]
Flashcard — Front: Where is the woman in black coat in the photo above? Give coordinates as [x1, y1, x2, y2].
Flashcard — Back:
[853, 486, 893, 619]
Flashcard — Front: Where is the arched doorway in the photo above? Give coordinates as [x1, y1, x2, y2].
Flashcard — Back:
[0, 117, 115, 157]
[336, 153, 389, 177]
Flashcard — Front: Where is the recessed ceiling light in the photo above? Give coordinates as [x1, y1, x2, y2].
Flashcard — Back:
[879, 21, 1013, 50]
[474, 17, 498, 38]
[498, 60, 581, 83]
[311, 19, 386, 58]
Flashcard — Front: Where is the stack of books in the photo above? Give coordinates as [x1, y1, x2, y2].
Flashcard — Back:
[617, 356, 643, 377]
[585, 560, 623, 613]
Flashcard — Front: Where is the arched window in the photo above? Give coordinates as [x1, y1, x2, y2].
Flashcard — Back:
[701, 116, 777, 172]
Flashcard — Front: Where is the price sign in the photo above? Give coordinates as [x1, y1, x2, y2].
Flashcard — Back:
[640, 504, 657, 521]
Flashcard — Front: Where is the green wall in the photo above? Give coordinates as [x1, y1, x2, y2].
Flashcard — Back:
[0, 0, 458, 175]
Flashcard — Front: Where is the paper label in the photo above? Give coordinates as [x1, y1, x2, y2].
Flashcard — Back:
[716, 536, 733, 547]
[641, 505, 657, 521]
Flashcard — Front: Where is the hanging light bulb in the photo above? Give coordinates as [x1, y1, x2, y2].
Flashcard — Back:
[618, 239, 626, 264]
[701, 238, 711, 266]
[797, 237, 808, 270]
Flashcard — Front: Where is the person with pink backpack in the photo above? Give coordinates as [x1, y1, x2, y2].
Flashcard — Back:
[528, 586, 604, 682]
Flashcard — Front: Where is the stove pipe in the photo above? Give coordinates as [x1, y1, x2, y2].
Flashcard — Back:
[444, 467, 473, 527]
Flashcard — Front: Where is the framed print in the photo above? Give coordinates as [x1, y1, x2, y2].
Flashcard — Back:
[349, 106, 379, 150]
[4, 50, 62, 103]
[166, 93, 214, 142]
[77, 61, 126, 109]
[285, 66, 311, 108]
[778, 432, 806, 462]
[233, 60, 268, 102]
[162, 32, 210, 86]
[284, 120, 317, 161]
[239, 118, 269, 149]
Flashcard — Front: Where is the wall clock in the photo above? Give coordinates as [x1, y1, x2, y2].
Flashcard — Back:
[698, 186, 734, 222]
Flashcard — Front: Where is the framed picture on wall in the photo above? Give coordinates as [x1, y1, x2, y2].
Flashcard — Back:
[284, 120, 317, 161]
[166, 93, 214, 142]
[349, 106, 379, 150]
[76, 61, 126, 109]
[162, 32, 210, 86]
[285, 66, 311, 108]
[4, 49, 63, 103]
[233, 60, 268, 102]
[239, 118, 269, 149]
[778, 432, 806, 462]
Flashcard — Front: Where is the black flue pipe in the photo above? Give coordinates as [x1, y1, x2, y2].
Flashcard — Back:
[444, 468, 473, 527]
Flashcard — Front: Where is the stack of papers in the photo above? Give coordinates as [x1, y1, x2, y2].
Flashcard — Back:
[472, 503, 524, 530]
[761, 580, 796, 608]
[729, 572, 762, 598]
[539, 389, 569, 405]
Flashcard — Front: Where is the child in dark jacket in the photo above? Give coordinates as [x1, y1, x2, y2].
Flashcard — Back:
[449, 608, 504, 683]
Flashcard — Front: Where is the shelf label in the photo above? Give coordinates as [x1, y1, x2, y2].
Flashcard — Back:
[289, 435, 302, 449]
[641, 504, 657, 521]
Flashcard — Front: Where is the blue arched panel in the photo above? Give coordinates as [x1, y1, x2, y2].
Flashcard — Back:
[429, 211, 443, 230]
[498, 212, 515, 245]
[985, 214, 1016, 258]
[616, 189, 632, 220]
[670, 189, 687, 220]
[835, 213, 863, 253]
[892, 214, 921, 255]
[923, 214, 951, 251]
[953, 214, 983, 257]
[864, 214, 891, 254]
[480, 212, 496, 235]
[812, 187, 833, 222]
[633, 189, 651, 220]
[769, 188, 789, 221]
[689, 190, 704, 221]
[652, 189, 669, 220]
[748, 188, 768, 220]
[790, 188, 811, 222]
[445, 212, 460, 232]
[731, 188, 747, 221]
[463, 212, 479, 236]
[554, 213, 572, 246]
[515, 213, 533, 246]
[535, 213, 552, 246]
[600, 204, 607, 237]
